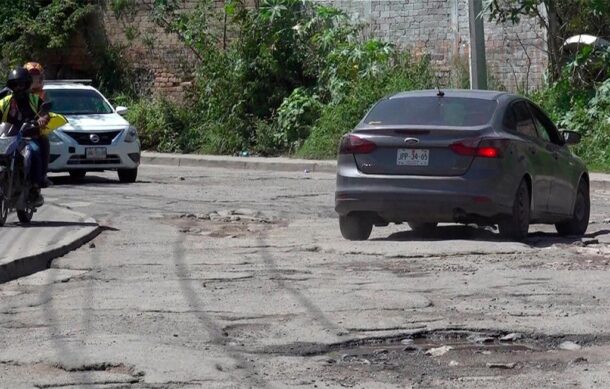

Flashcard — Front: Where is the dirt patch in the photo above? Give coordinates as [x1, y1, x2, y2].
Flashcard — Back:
[157, 210, 287, 238]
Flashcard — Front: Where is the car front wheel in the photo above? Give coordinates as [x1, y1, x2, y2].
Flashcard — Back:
[69, 170, 86, 181]
[499, 179, 530, 241]
[408, 222, 438, 236]
[339, 213, 373, 241]
[118, 168, 138, 183]
[555, 180, 590, 236]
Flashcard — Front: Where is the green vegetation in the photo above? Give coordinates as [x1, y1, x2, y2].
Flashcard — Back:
[0, 0, 608, 169]
[532, 76, 610, 172]
[486, 0, 610, 171]
[0, 0, 95, 77]
[118, 0, 610, 166]
[110, 0, 434, 157]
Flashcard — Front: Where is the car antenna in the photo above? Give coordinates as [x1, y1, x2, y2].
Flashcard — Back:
[436, 74, 445, 97]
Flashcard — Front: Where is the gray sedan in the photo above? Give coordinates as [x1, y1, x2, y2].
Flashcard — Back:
[335, 89, 590, 241]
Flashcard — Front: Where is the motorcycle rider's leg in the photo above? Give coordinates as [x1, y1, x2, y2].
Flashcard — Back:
[39, 135, 52, 187]
[26, 141, 44, 207]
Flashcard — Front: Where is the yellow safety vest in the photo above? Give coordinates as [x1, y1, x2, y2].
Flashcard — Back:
[0, 94, 40, 123]
[0, 94, 67, 135]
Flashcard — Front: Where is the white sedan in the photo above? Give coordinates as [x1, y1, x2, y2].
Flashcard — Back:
[45, 82, 141, 183]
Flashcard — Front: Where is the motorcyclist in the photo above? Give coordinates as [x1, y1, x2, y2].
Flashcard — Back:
[0, 68, 50, 206]
[24, 62, 52, 187]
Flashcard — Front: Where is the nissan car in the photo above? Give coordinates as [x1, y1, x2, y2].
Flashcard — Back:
[44, 81, 140, 183]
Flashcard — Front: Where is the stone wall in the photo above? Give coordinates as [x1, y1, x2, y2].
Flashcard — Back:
[98, 0, 548, 99]
[317, 0, 547, 91]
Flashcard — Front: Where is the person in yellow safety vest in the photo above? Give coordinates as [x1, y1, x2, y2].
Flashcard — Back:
[0, 68, 50, 206]
[24, 62, 52, 187]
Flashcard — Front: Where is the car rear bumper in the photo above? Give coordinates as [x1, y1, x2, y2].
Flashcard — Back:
[336, 192, 511, 222]
[335, 156, 516, 223]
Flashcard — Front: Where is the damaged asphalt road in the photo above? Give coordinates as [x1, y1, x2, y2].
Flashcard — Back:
[1, 165, 610, 388]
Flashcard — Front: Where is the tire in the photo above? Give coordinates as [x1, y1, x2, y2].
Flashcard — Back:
[69, 170, 86, 181]
[118, 168, 138, 183]
[17, 208, 33, 224]
[339, 213, 373, 241]
[555, 180, 590, 236]
[499, 179, 530, 241]
[408, 222, 438, 236]
[0, 179, 8, 227]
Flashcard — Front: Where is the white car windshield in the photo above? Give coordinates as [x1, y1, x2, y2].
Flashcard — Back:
[44, 89, 114, 115]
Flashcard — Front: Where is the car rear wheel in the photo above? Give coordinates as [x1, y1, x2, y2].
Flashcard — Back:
[499, 179, 530, 241]
[408, 222, 438, 236]
[17, 208, 33, 224]
[69, 170, 86, 181]
[340, 213, 373, 241]
[118, 168, 138, 183]
[555, 180, 590, 236]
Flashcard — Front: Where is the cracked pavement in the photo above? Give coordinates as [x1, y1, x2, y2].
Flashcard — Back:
[1, 165, 610, 388]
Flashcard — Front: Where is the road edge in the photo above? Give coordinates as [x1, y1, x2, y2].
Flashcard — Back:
[0, 217, 101, 284]
[141, 152, 337, 174]
[142, 152, 610, 190]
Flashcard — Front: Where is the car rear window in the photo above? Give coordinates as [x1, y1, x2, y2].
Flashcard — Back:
[364, 97, 497, 126]
[44, 89, 114, 115]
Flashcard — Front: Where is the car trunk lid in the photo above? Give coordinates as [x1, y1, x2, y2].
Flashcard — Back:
[350, 127, 490, 176]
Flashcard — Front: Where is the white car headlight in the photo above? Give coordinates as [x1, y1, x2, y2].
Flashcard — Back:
[124, 126, 138, 143]
[48, 132, 63, 144]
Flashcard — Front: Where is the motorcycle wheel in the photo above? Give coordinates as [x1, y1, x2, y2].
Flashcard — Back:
[17, 207, 33, 224]
[0, 176, 8, 227]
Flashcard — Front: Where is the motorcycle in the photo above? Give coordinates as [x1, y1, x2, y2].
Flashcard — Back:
[0, 101, 64, 226]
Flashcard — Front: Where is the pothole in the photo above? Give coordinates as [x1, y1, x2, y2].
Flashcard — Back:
[155, 210, 287, 238]
[258, 329, 609, 380]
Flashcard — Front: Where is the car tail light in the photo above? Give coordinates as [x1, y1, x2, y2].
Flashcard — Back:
[339, 134, 377, 154]
[450, 138, 505, 158]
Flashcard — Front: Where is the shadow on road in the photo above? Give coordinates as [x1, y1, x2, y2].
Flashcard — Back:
[372, 225, 500, 242]
[172, 231, 271, 388]
[48, 175, 129, 187]
[8, 220, 99, 228]
[258, 233, 344, 336]
[526, 229, 610, 248]
[371, 225, 610, 248]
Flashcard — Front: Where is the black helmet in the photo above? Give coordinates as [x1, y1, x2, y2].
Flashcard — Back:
[6, 68, 32, 91]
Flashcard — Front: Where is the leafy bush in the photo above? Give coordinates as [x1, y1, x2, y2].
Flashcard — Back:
[274, 88, 322, 152]
[0, 1, 95, 76]
[532, 70, 610, 171]
[118, 96, 196, 153]
[133, 0, 433, 157]
[299, 54, 434, 159]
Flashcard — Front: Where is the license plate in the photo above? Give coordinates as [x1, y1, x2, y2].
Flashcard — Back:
[397, 149, 429, 166]
[86, 147, 107, 160]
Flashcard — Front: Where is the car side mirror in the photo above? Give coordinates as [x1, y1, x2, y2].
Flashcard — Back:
[561, 130, 581, 145]
[115, 106, 128, 116]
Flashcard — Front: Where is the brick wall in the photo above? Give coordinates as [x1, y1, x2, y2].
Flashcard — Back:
[99, 0, 548, 98]
[99, 0, 209, 100]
